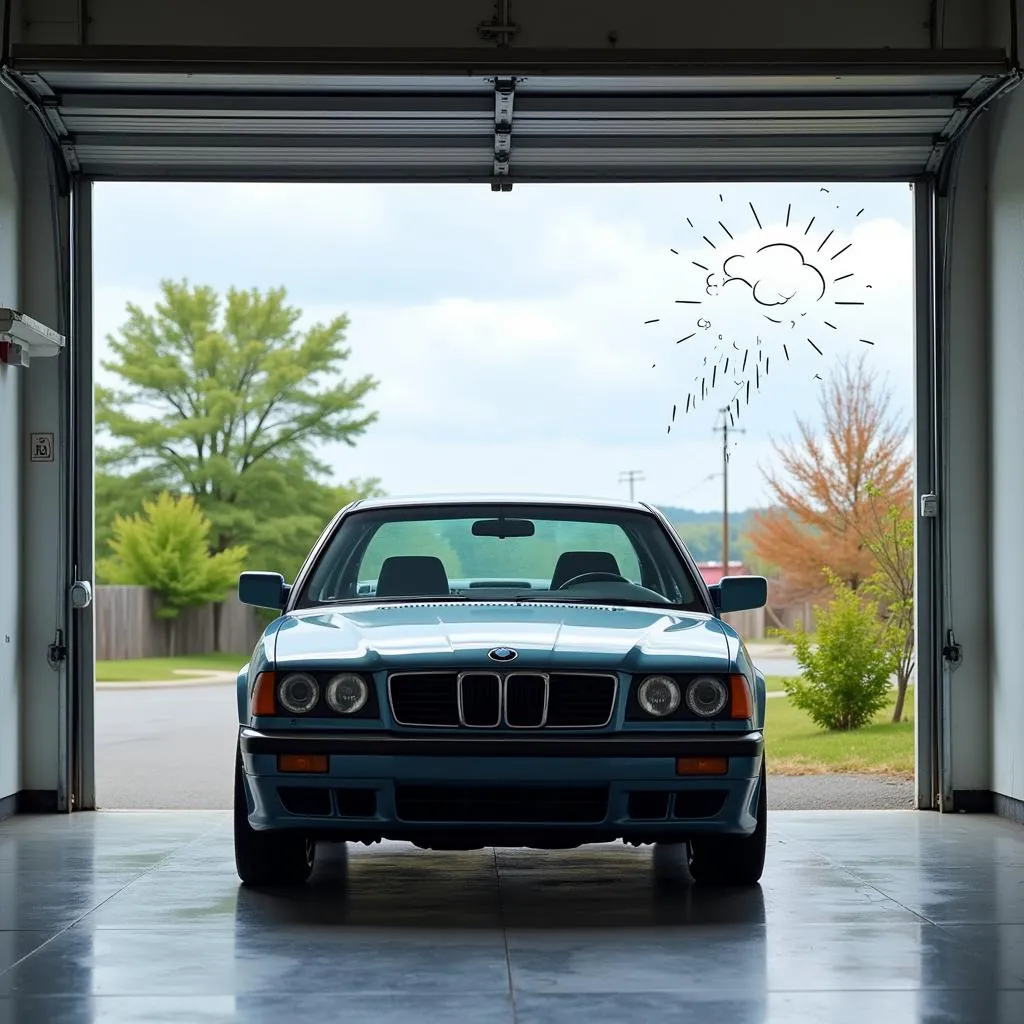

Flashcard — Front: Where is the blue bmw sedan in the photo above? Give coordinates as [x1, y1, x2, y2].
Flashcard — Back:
[233, 495, 769, 886]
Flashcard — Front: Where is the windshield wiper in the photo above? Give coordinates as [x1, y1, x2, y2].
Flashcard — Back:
[500, 595, 676, 609]
[319, 594, 471, 604]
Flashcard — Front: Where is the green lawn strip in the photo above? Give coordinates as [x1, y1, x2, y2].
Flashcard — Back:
[765, 687, 914, 777]
[95, 653, 249, 682]
[764, 675, 791, 693]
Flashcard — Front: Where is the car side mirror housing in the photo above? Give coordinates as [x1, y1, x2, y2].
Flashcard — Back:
[238, 571, 290, 610]
[709, 575, 768, 613]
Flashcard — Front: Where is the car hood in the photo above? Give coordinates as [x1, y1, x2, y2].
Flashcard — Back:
[272, 601, 732, 673]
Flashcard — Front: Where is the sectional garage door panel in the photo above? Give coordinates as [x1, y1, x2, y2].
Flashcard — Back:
[7, 49, 1012, 182]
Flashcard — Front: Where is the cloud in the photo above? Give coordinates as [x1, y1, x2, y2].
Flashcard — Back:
[722, 243, 827, 307]
[320, 435, 783, 513]
[91, 181, 916, 510]
[849, 216, 913, 291]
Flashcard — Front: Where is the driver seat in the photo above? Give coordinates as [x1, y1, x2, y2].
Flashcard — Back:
[376, 555, 451, 597]
[550, 551, 621, 590]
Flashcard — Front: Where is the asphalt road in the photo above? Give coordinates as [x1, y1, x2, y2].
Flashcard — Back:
[95, 653, 913, 811]
[758, 655, 801, 677]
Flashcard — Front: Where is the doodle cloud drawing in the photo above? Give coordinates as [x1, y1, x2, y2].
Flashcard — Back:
[644, 189, 875, 433]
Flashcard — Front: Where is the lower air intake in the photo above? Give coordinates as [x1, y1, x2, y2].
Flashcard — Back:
[394, 784, 609, 823]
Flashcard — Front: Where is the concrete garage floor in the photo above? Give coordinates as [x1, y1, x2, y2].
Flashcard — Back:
[1, 812, 1023, 1023]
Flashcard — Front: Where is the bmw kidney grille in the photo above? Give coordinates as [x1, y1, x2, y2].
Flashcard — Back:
[387, 671, 617, 729]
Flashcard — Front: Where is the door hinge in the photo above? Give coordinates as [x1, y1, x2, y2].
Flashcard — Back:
[920, 493, 939, 518]
[942, 628, 962, 666]
[47, 628, 67, 668]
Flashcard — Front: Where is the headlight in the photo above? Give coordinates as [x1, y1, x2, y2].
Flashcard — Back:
[686, 676, 729, 717]
[326, 673, 369, 714]
[278, 673, 320, 714]
[637, 675, 682, 717]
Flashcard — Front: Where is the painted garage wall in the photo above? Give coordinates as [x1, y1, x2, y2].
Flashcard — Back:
[0, 92, 22, 805]
[987, 87, 1024, 807]
[19, 126, 66, 804]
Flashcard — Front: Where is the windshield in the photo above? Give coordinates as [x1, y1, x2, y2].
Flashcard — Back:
[297, 504, 706, 611]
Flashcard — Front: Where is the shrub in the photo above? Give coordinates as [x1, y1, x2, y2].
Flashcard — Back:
[99, 492, 248, 653]
[772, 568, 900, 731]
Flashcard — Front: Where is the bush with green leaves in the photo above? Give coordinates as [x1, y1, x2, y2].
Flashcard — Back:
[772, 568, 900, 731]
[99, 492, 248, 651]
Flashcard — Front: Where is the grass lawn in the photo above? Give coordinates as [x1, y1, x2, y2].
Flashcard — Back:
[764, 676, 790, 693]
[765, 687, 914, 777]
[95, 653, 248, 682]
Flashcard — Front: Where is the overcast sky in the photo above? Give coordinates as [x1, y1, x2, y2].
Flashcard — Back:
[92, 180, 914, 512]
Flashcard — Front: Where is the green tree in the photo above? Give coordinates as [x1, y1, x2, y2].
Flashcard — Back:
[359, 521, 466, 580]
[773, 568, 900, 731]
[670, 518, 754, 564]
[96, 280, 381, 576]
[94, 466, 175, 570]
[99, 492, 248, 654]
[861, 490, 915, 723]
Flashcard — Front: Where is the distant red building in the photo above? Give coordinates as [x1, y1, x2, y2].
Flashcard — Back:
[696, 561, 747, 586]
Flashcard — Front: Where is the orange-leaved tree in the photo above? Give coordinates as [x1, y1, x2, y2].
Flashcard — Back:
[747, 355, 913, 606]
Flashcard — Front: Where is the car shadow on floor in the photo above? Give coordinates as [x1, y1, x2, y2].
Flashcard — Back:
[232, 840, 768, 932]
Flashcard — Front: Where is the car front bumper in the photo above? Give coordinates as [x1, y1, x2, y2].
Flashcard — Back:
[238, 727, 765, 847]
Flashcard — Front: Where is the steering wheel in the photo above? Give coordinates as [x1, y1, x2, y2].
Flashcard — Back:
[557, 571, 631, 590]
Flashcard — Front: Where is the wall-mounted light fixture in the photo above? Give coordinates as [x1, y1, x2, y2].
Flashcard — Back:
[0, 309, 65, 367]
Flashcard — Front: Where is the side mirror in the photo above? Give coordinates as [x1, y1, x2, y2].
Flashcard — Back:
[238, 571, 290, 610]
[709, 575, 768, 613]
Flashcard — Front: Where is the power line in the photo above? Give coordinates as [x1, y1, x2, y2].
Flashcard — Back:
[714, 409, 744, 576]
[618, 469, 645, 501]
[673, 471, 721, 502]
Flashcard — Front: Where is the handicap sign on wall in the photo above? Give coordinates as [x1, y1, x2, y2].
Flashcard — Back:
[30, 432, 54, 462]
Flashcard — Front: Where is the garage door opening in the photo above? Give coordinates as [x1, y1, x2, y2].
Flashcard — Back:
[88, 179, 917, 813]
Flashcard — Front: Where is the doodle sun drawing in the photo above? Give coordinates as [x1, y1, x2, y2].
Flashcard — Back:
[644, 190, 875, 433]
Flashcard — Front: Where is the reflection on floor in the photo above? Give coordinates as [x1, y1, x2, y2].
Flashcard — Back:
[0, 810, 1022, 1023]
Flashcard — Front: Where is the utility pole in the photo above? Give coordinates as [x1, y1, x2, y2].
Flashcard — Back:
[618, 469, 645, 501]
[714, 409, 744, 576]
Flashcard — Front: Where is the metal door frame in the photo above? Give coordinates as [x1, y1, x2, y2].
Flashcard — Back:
[60, 176, 942, 814]
[69, 177, 95, 811]
[912, 178, 940, 810]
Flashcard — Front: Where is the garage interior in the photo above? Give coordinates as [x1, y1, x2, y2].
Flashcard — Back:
[1, 1, 1024, 1021]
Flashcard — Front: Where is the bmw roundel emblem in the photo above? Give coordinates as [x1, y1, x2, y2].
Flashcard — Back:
[488, 647, 518, 662]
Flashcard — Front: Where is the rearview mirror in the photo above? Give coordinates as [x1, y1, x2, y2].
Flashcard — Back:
[238, 571, 290, 610]
[709, 575, 768, 613]
[471, 518, 535, 538]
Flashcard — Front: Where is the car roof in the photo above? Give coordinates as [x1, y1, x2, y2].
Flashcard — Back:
[347, 493, 656, 514]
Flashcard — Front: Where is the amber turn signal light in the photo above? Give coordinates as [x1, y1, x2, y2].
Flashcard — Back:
[729, 674, 754, 720]
[250, 671, 277, 717]
[676, 756, 729, 776]
[277, 754, 329, 773]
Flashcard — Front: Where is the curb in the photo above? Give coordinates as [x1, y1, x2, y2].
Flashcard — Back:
[96, 672, 237, 691]
[746, 645, 796, 658]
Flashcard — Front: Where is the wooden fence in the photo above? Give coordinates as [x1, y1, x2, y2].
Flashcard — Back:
[95, 586, 264, 661]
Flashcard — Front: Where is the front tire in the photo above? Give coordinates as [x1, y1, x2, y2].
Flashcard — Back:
[233, 748, 315, 887]
[687, 760, 767, 886]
